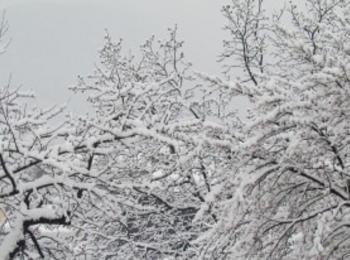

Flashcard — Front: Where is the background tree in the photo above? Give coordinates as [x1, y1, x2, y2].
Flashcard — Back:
[0, 24, 236, 259]
[69, 27, 238, 259]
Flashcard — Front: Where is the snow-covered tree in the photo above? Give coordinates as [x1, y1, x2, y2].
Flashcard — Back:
[0, 12, 9, 55]
[198, 0, 350, 259]
[4, 0, 350, 258]
[0, 23, 237, 258]
[68, 27, 240, 259]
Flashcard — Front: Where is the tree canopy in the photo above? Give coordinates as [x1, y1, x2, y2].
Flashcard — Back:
[2, 0, 350, 259]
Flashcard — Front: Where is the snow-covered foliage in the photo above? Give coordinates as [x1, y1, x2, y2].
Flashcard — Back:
[197, 0, 350, 259]
[2, 0, 350, 259]
[68, 27, 241, 259]
[0, 25, 238, 259]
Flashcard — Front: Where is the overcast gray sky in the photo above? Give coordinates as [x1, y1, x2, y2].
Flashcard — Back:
[0, 0, 228, 112]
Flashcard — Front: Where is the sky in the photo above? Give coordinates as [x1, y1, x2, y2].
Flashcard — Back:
[0, 0, 228, 113]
